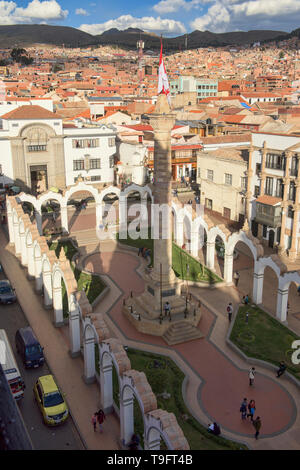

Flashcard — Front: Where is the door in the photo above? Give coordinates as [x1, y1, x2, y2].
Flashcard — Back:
[30, 165, 48, 195]
[269, 229, 275, 248]
[251, 220, 258, 237]
[223, 207, 231, 219]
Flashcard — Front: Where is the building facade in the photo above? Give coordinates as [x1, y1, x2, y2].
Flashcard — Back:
[170, 76, 218, 101]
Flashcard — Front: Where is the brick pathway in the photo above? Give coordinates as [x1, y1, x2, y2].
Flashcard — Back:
[83, 248, 300, 449]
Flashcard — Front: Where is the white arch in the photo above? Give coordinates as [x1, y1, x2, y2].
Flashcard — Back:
[82, 319, 99, 384]
[65, 181, 100, 205]
[227, 230, 258, 260]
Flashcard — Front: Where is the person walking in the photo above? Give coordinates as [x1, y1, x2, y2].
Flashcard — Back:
[233, 271, 240, 287]
[92, 412, 97, 432]
[164, 301, 170, 318]
[247, 399, 256, 421]
[96, 409, 106, 433]
[138, 246, 144, 257]
[240, 398, 247, 420]
[249, 367, 256, 386]
[227, 303, 233, 322]
[253, 416, 262, 440]
[276, 361, 287, 378]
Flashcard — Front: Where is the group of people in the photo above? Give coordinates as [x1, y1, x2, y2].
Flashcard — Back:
[138, 246, 151, 262]
[207, 422, 221, 436]
[91, 409, 106, 433]
[240, 398, 261, 439]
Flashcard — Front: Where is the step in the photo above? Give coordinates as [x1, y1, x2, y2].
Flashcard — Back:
[162, 321, 203, 345]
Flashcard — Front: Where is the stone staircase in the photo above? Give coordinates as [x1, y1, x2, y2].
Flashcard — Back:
[162, 320, 203, 346]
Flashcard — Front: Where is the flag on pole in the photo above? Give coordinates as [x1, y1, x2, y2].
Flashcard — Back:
[158, 38, 171, 105]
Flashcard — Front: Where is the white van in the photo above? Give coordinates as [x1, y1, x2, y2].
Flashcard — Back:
[0, 329, 25, 400]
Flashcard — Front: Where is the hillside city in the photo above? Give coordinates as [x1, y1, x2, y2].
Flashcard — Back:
[1, 31, 300, 453]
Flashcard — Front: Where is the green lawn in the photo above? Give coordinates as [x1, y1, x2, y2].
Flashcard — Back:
[117, 233, 221, 284]
[104, 347, 247, 450]
[49, 240, 106, 315]
[230, 305, 300, 379]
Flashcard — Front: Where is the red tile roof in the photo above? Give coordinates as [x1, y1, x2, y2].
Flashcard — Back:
[256, 195, 282, 205]
[1, 105, 59, 120]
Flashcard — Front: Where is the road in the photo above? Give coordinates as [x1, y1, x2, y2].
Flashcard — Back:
[0, 268, 85, 450]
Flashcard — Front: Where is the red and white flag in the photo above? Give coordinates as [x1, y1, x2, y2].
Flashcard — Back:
[158, 39, 171, 105]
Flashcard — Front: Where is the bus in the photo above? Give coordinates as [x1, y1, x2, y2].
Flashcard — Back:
[0, 329, 25, 400]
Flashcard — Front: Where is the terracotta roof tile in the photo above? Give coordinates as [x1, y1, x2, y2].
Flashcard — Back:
[1, 105, 59, 120]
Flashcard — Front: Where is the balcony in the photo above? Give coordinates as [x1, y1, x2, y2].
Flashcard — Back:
[254, 200, 282, 228]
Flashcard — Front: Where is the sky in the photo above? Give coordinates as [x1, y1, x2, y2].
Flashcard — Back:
[0, 0, 299, 37]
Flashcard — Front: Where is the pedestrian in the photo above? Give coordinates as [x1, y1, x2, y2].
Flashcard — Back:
[276, 361, 287, 378]
[249, 367, 256, 386]
[247, 399, 256, 421]
[233, 271, 240, 287]
[227, 302, 233, 322]
[242, 294, 249, 305]
[164, 301, 170, 318]
[253, 416, 262, 440]
[96, 409, 106, 433]
[92, 412, 97, 432]
[240, 398, 247, 420]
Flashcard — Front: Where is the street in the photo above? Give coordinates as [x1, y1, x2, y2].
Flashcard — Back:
[0, 267, 85, 450]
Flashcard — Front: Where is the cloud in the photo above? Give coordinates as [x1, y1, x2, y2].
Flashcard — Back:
[75, 8, 89, 16]
[153, 0, 202, 14]
[190, 0, 300, 33]
[80, 14, 186, 36]
[0, 0, 68, 24]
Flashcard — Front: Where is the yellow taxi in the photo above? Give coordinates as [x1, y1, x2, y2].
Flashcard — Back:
[33, 375, 69, 426]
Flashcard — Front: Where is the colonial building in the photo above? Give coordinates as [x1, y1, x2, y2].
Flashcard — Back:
[197, 146, 249, 222]
[0, 105, 116, 193]
[247, 132, 300, 259]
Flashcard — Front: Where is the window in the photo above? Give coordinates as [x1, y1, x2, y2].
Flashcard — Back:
[197, 167, 201, 178]
[241, 177, 247, 191]
[266, 153, 284, 170]
[224, 173, 232, 186]
[27, 145, 47, 152]
[256, 163, 261, 175]
[288, 205, 294, 219]
[263, 224, 267, 238]
[73, 160, 84, 171]
[276, 179, 284, 198]
[205, 198, 212, 210]
[109, 156, 114, 168]
[254, 185, 260, 197]
[91, 175, 101, 181]
[207, 169, 213, 181]
[265, 177, 273, 196]
[290, 156, 298, 177]
[90, 159, 101, 169]
[108, 137, 115, 147]
[72, 138, 99, 149]
[289, 181, 296, 202]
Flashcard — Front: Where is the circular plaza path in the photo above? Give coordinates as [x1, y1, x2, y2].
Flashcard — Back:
[83, 250, 297, 440]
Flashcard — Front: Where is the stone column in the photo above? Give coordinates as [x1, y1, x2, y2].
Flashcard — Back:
[245, 145, 253, 221]
[7, 209, 14, 245]
[276, 283, 288, 322]
[190, 229, 199, 257]
[279, 153, 292, 252]
[119, 196, 127, 239]
[13, 219, 21, 255]
[259, 141, 267, 196]
[206, 241, 215, 270]
[19, 228, 27, 266]
[27, 242, 35, 279]
[52, 284, 64, 327]
[35, 210, 43, 236]
[96, 202, 102, 231]
[43, 271, 53, 308]
[175, 220, 184, 247]
[252, 262, 264, 304]
[34, 250, 43, 292]
[149, 95, 176, 284]
[69, 295, 81, 358]
[83, 318, 96, 384]
[60, 205, 69, 234]
[120, 387, 134, 446]
[224, 252, 233, 284]
[288, 157, 300, 260]
[99, 352, 113, 414]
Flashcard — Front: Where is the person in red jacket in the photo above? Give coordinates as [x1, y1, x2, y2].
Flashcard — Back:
[96, 409, 106, 433]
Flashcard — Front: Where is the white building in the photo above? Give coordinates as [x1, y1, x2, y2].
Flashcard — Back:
[116, 141, 147, 185]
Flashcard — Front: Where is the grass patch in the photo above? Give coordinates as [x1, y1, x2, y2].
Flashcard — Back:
[230, 305, 300, 379]
[111, 348, 247, 450]
[117, 233, 221, 284]
[49, 240, 106, 308]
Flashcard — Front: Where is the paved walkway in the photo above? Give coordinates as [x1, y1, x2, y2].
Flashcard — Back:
[82, 244, 300, 450]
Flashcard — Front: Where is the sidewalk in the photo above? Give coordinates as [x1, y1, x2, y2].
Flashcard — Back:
[0, 229, 120, 450]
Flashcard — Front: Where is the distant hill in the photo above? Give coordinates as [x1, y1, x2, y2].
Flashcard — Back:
[0, 24, 291, 50]
[0, 24, 95, 48]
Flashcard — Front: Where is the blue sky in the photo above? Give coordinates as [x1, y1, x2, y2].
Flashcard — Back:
[0, 0, 299, 36]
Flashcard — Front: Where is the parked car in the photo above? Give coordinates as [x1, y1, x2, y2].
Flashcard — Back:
[33, 375, 69, 426]
[15, 327, 44, 368]
[0, 280, 17, 304]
